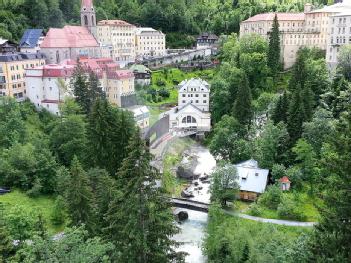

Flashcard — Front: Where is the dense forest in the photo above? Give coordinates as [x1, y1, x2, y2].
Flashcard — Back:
[205, 21, 351, 261]
[0, 68, 184, 262]
[0, 0, 332, 47]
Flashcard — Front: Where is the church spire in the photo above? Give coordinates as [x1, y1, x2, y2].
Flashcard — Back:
[81, 0, 96, 37]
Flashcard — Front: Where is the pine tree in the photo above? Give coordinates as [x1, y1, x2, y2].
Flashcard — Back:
[302, 85, 314, 122]
[87, 70, 105, 106]
[272, 92, 289, 124]
[267, 14, 281, 76]
[87, 98, 136, 176]
[287, 87, 305, 146]
[65, 157, 95, 231]
[72, 61, 90, 114]
[233, 74, 253, 127]
[104, 132, 181, 263]
[308, 109, 351, 261]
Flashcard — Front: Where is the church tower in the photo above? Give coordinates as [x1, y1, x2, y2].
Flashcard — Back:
[81, 0, 97, 37]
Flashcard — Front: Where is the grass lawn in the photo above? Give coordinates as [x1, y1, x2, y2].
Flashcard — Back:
[0, 190, 65, 234]
[245, 192, 321, 222]
[142, 68, 216, 106]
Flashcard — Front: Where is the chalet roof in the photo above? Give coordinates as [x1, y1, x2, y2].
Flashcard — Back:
[242, 12, 305, 23]
[19, 29, 44, 48]
[235, 160, 269, 194]
[41, 26, 99, 48]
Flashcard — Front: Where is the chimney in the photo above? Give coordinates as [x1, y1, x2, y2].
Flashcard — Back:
[304, 3, 312, 13]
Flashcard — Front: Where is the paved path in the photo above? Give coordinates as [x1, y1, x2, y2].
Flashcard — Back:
[223, 210, 316, 227]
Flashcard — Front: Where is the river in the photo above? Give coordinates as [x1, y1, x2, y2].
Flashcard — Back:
[173, 145, 217, 263]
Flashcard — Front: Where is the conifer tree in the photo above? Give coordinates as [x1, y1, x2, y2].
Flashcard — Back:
[272, 92, 289, 124]
[65, 157, 95, 231]
[287, 87, 305, 146]
[308, 109, 351, 261]
[233, 74, 253, 127]
[87, 70, 105, 106]
[72, 61, 89, 114]
[87, 98, 136, 176]
[104, 132, 181, 263]
[267, 14, 280, 76]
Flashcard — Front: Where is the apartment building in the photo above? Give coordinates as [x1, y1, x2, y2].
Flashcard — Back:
[326, 11, 351, 70]
[25, 64, 75, 114]
[97, 20, 137, 66]
[135, 27, 166, 59]
[0, 53, 45, 101]
[240, 1, 351, 68]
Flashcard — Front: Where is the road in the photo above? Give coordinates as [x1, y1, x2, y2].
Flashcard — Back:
[223, 210, 316, 227]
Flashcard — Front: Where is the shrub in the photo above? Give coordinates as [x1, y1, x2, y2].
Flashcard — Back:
[277, 195, 307, 221]
[51, 196, 66, 226]
[156, 79, 166, 86]
[258, 185, 282, 210]
[271, 164, 287, 182]
[248, 203, 262, 216]
[158, 88, 170, 98]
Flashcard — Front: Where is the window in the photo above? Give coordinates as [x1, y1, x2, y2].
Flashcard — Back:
[203, 100, 207, 103]
[182, 94, 186, 97]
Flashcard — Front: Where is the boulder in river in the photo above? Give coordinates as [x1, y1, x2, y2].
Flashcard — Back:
[174, 209, 189, 222]
[181, 189, 194, 198]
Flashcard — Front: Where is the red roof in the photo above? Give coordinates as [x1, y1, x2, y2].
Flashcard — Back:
[41, 26, 99, 48]
[26, 64, 75, 78]
[279, 176, 291, 183]
[98, 20, 134, 27]
[81, 0, 93, 9]
[41, 99, 60, 104]
[243, 13, 305, 23]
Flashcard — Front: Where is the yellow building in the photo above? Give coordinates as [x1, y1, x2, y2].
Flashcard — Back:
[97, 20, 137, 66]
[0, 53, 46, 100]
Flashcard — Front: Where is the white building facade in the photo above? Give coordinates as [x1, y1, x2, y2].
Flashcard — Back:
[178, 78, 210, 112]
[240, 1, 351, 69]
[135, 28, 166, 59]
[25, 64, 75, 115]
[165, 78, 211, 135]
[326, 11, 351, 70]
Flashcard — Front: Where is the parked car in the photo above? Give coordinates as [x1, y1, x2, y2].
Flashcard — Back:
[0, 188, 11, 195]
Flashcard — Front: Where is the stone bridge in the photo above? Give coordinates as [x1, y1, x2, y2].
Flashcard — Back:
[170, 198, 209, 213]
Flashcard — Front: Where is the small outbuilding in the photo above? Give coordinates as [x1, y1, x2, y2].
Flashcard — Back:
[279, 176, 291, 191]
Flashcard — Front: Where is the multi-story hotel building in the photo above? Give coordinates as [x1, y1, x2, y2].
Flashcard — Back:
[97, 20, 137, 66]
[326, 11, 351, 70]
[0, 53, 45, 101]
[135, 27, 166, 59]
[240, 1, 351, 68]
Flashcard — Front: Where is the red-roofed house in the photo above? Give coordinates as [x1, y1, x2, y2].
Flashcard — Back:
[40, 26, 101, 64]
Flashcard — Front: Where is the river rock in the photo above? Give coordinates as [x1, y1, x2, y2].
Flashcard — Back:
[173, 209, 189, 222]
[176, 154, 199, 180]
[181, 189, 194, 198]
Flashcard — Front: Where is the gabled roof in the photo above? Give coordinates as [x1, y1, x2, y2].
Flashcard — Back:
[129, 64, 150, 74]
[242, 12, 305, 23]
[197, 32, 219, 40]
[177, 102, 204, 113]
[81, 0, 93, 9]
[41, 26, 98, 48]
[19, 29, 44, 48]
[178, 78, 210, 93]
[235, 160, 269, 194]
[279, 176, 291, 183]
